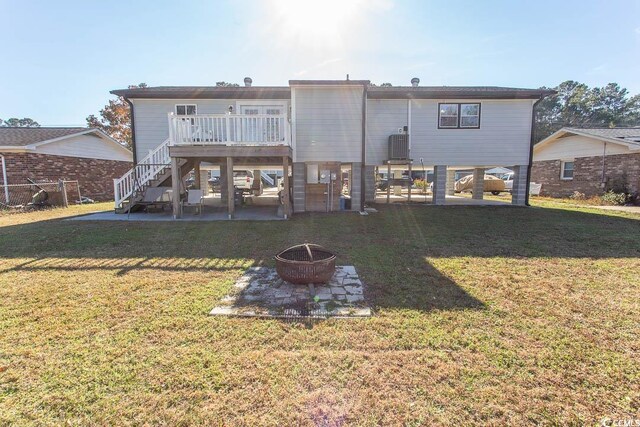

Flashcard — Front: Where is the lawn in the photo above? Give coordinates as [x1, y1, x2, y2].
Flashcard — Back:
[0, 201, 638, 425]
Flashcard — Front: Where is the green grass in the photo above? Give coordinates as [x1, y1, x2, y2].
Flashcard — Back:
[0, 201, 638, 425]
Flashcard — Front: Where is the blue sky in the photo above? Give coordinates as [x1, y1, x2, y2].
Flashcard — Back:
[1, 0, 639, 126]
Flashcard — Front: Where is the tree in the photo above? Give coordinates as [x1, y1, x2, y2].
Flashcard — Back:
[370, 82, 393, 87]
[86, 83, 147, 149]
[0, 118, 40, 127]
[535, 80, 640, 142]
[215, 81, 240, 87]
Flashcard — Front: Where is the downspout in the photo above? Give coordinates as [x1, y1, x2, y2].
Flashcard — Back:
[360, 83, 368, 212]
[525, 95, 548, 206]
[124, 97, 138, 165]
[0, 154, 8, 203]
[601, 142, 607, 188]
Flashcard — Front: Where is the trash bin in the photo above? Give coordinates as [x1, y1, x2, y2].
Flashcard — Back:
[234, 189, 244, 206]
[339, 196, 346, 210]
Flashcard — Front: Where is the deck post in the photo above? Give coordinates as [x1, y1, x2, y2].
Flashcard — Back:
[282, 156, 291, 219]
[386, 162, 391, 203]
[171, 156, 181, 219]
[407, 162, 412, 202]
[226, 156, 234, 219]
[472, 168, 485, 200]
[193, 160, 201, 189]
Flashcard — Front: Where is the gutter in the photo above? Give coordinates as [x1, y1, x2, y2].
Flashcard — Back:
[123, 97, 137, 164]
[525, 95, 552, 206]
[360, 83, 368, 212]
[0, 154, 9, 203]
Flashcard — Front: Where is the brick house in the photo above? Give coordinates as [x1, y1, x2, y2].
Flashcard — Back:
[0, 127, 132, 201]
[532, 127, 640, 197]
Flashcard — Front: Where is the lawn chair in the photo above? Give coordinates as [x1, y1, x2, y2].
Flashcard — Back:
[181, 189, 204, 215]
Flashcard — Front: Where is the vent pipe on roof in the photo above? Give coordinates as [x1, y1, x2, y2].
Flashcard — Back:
[411, 77, 420, 87]
[244, 77, 252, 87]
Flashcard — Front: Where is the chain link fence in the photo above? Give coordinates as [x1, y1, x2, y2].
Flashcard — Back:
[0, 180, 83, 211]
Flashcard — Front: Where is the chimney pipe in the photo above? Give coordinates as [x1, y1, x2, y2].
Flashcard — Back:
[244, 77, 252, 87]
[411, 77, 420, 87]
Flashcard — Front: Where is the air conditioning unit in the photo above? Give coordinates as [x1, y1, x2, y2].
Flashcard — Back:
[388, 134, 409, 160]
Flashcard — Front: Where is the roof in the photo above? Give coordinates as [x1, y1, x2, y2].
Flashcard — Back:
[563, 127, 640, 143]
[534, 127, 640, 152]
[0, 127, 89, 147]
[111, 86, 291, 99]
[112, 83, 554, 100]
[367, 86, 556, 100]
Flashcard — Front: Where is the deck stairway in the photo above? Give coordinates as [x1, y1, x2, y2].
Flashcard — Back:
[114, 138, 193, 213]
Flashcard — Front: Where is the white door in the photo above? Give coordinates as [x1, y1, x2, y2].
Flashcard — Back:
[239, 105, 284, 143]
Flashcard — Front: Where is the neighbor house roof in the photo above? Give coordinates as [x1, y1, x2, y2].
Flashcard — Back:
[0, 127, 89, 147]
[112, 83, 554, 100]
[0, 127, 132, 157]
[534, 127, 640, 152]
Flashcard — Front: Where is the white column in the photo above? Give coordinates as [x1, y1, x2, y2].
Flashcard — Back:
[171, 157, 181, 219]
[472, 168, 484, 200]
[433, 165, 447, 205]
[446, 169, 456, 196]
[511, 165, 528, 206]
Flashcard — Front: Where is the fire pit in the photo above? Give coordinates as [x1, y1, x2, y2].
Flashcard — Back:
[275, 243, 336, 284]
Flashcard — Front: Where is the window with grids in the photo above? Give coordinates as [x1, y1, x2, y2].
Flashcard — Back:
[438, 103, 480, 129]
[561, 161, 574, 180]
[175, 104, 197, 115]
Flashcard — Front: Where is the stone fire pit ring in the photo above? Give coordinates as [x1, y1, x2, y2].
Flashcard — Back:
[275, 243, 336, 285]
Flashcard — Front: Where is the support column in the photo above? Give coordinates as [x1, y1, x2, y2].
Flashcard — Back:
[433, 165, 447, 205]
[193, 160, 201, 189]
[199, 170, 208, 193]
[220, 163, 228, 200]
[351, 162, 362, 211]
[407, 162, 412, 202]
[364, 165, 376, 203]
[292, 162, 306, 213]
[386, 162, 391, 203]
[282, 157, 291, 218]
[472, 168, 485, 200]
[171, 157, 181, 219]
[226, 157, 234, 219]
[446, 170, 456, 196]
[511, 165, 528, 206]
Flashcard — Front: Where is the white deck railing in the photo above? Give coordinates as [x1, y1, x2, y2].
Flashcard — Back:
[113, 138, 171, 208]
[168, 113, 290, 146]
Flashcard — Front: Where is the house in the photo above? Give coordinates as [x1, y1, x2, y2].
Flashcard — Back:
[532, 127, 640, 197]
[0, 127, 133, 201]
[111, 78, 554, 218]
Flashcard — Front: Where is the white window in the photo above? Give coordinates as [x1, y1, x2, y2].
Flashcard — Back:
[438, 103, 481, 129]
[176, 104, 197, 115]
[460, 104, 480, 128]
[438, 104, 459, 128]
[561, 161, 574, 180]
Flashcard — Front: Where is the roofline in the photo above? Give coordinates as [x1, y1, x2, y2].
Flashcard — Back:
[111, 87, 291, 99]
[289, 80, 370, 86]
[368, 88, 556, 100]
[534, 127, 640, 152]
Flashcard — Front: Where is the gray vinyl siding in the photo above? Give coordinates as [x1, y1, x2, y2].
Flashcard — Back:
[409, 99, 534, 167]
[132, 98, 289, 160]
[35, 134, 132, 162]
[293, 86, 363, 162]
[366, 99, 408, 164]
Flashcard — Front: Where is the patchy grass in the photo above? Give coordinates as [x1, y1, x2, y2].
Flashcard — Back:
[0, 203, 638, 425]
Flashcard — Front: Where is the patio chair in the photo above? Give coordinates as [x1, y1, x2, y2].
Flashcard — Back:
[181, 189, 204, 215]
[138, 187, 172, 212]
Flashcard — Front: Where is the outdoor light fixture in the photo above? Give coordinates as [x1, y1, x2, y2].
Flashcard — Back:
[228, 105, 233, 114]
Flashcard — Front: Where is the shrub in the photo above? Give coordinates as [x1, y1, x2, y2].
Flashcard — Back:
[601, 190, 628, 206]
[414, 179, 428, 193]
[570, 191, 586, 200]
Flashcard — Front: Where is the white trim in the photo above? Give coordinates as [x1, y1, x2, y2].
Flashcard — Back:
[534, 128, 640, 152]
[291, 89, 297, 162]
[234, 99, 288, 113]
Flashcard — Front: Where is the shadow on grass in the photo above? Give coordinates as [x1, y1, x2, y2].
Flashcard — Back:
[0, 203, 638, 312]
